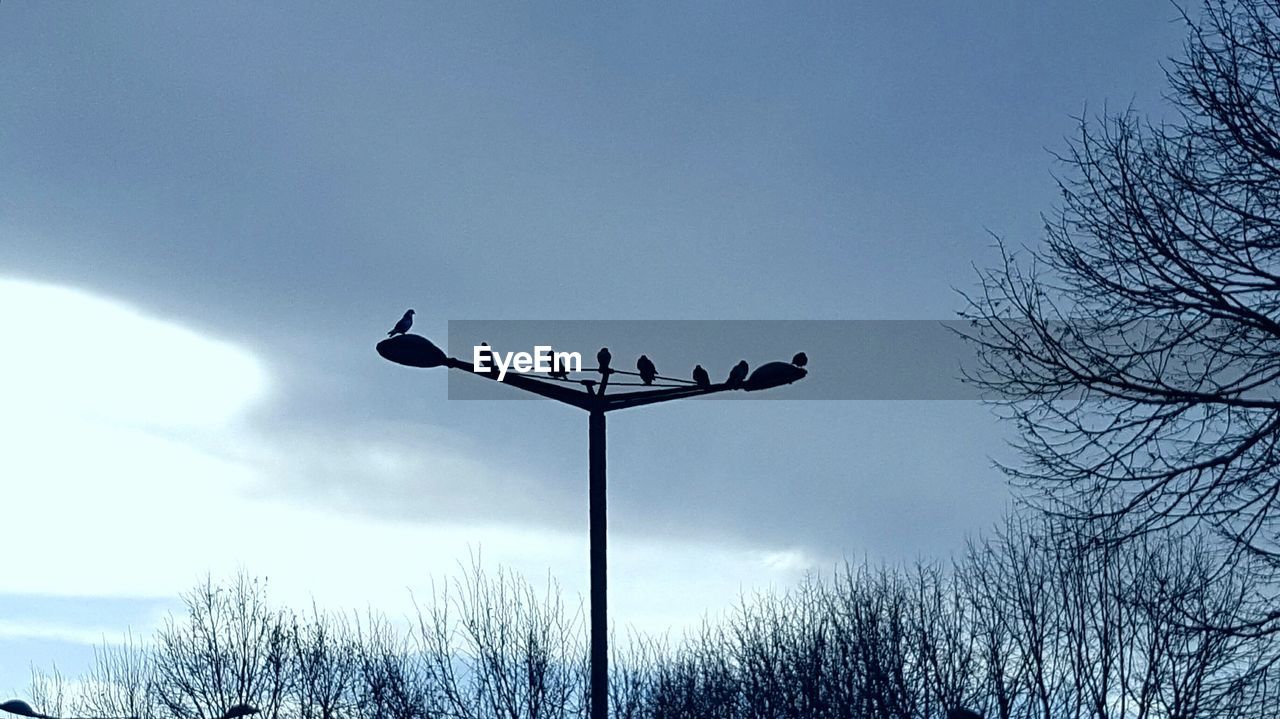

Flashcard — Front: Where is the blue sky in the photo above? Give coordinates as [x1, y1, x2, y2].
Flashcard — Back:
[0, 1, 1183, 695]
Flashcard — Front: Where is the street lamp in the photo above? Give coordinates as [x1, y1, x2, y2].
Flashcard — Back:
[0, 701, 259, 719]
[0, 702, 51, 719]
[377, 333, 807, 719]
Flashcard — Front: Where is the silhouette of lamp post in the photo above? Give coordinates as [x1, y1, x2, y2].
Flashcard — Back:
[377, 333, 806, 719]
[0, 701, 260, 719]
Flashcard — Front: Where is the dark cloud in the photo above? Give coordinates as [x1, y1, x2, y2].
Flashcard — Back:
[0, 1, 1181, 566]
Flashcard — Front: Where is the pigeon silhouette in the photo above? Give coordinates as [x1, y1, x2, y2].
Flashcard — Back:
[478, 342, 497, 375]
[692, 364, 710, 388]
[388, 309, 414, 337]
[792, 351, 808, 367]
[727, 360, 749, 387]
[548, 347, 569, 379]
[597, 347, 612, 374]
[637, 355, 657, 385]
[222, 705, 261, 719]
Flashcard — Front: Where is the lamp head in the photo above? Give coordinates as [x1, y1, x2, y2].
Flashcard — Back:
[743, 361, 807, 391]
[377, 334, 448, 368]
[0, 701, 42, 719]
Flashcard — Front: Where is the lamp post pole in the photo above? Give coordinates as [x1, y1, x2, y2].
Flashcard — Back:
[588, 407, 608, 717]
[377, 334, 806, 719]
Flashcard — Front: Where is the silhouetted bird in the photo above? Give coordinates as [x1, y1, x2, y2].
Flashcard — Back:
[548, 348, 569, 379]
[727, 360, 749, 387]
[597, 347, 612, 373]
[692, 364, 710, 388]
[792, 351, 808, 367]
[637, 355, 657, 385]
[479, 342, 496, 374]
[388, 309, 414, 337]
[221, 705, 261, 719]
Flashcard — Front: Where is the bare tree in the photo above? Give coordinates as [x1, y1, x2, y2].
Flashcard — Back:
[28, 547, 1280, 719]
[961, 0, 1280, 625]
[28, 664, 67, 719]
[910, 563, 978, 719]
[150, 574, 290, 719]
[415, 563, 585, 719]
[607, 630, 659, 719]
[76, 633, 161, 719]
[290, 607, 357, 719]
[350, 612, 432, 719]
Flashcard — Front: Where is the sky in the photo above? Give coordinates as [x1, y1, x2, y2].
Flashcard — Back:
[0, 0, 1186, 696]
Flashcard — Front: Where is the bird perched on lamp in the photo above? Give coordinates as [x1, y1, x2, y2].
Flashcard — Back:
[549, 348, 569, 379]
[792, 352, 808, 367]
[387, 309, 414, 337]
[637, 355, 657, 385]
[597, 347, 612, 373]
[478, 342, 497, 375]
[692, 364, 710, 388]
[727, 360, 749, 387]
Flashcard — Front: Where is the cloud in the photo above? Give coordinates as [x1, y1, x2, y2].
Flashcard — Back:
[0, 277, 825, 649]
[0, 620, 130, 647]
[248, 420, 585, 531]
[0, 278, 270, 429]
